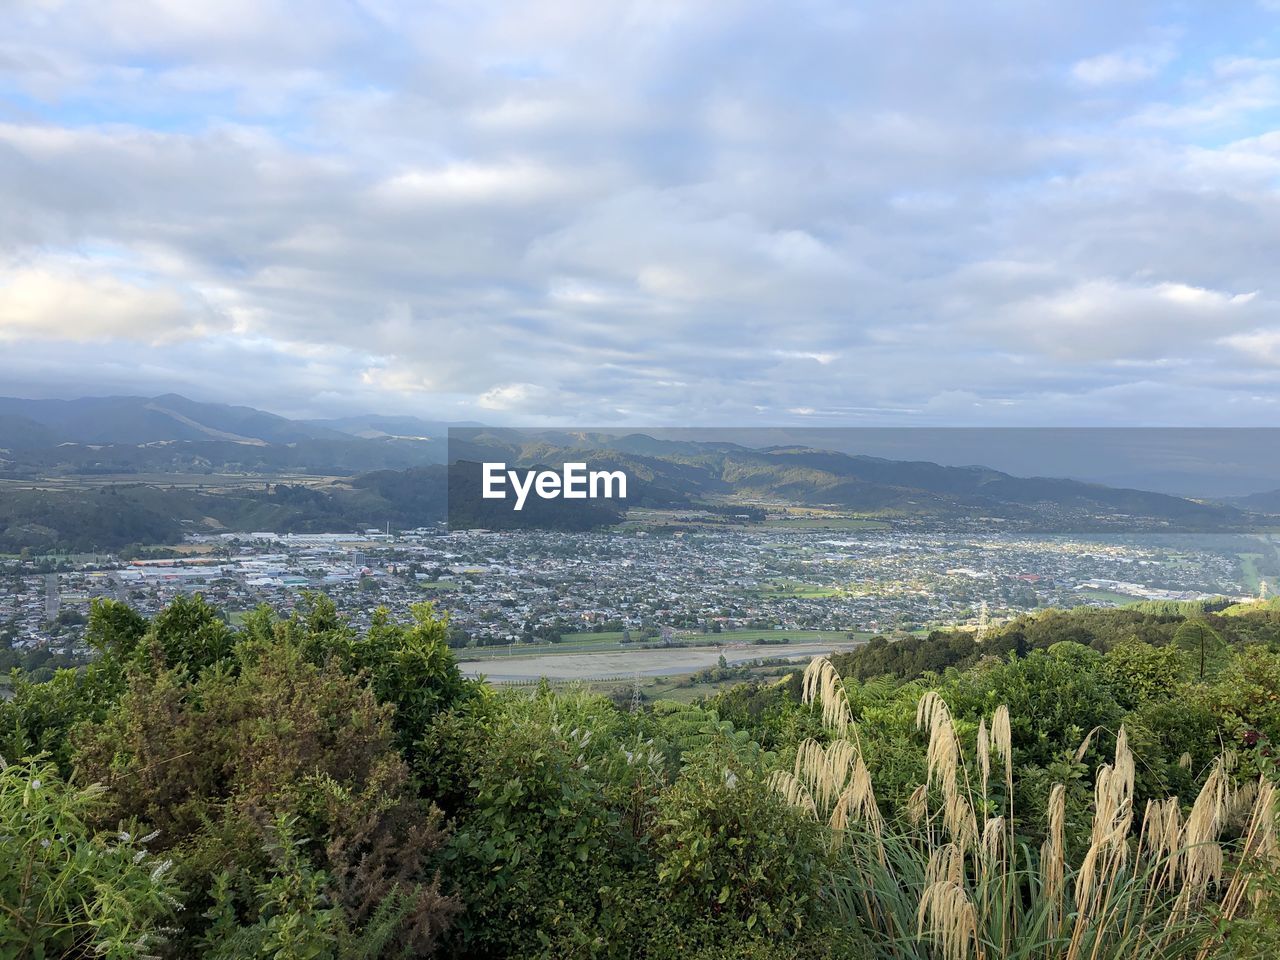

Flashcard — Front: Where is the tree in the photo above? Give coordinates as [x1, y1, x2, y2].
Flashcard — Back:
[71, 628, 458, 955]
[1173, 619, 1229, 681]
[1103, 639, 1185, 707]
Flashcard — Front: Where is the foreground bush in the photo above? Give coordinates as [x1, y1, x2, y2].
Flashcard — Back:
[69, 623, 458, 955]
[0, 756, 180, 959]
[5, 597, 1280, 959]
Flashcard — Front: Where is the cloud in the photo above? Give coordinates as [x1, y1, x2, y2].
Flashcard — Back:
[0, 0, 1279, 425]
[1220, 328, 1280, 366]
[0, 260, 219, 343]
[973, 279, 1263, 361]
[1072, 44, 1174, 86]
[478, 382, 551, 411]
[373, 162, 577, 207]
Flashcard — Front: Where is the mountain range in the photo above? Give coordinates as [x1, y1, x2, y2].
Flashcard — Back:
[0, 395, 1276, 549]
[0, 394, 476, 448]
[446, 429, 1247, 532]
[0, 395, 474, 478]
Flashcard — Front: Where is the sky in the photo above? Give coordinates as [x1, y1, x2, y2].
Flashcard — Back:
[2, 1, 1280, 426]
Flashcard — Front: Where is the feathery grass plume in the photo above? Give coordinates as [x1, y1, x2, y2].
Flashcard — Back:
[1218, 779, 1278, 918]
[793, 739, 829, 808]
[1177, 758, 1230, 908]
[1074, 725, 1101, 764]
[794, 737, 826, 783]
[791, 737, 858, 817]
[831, 754, 886, 848]
[1072, 727, 1136, 933]
[990, 705, 1012, 782]
[823, 739, 858, 810]
[989, 704, 1015, 867]
[1226, 779, 1259, 829]
[944, 788, 979, 850]
[915, 690, 950, 739]
[918, 880, 981, 960]
[981, 815, 1006, 867]
[1178, 752, 1193, 770]
[926, 841, 967, 886]
[784, 666, 889, 862]
[977, 718, 990, 798]
[1195, 779, 1280, 960]
[1087, 727, 1135, 850]
[907, 783, 929, 826]
[1137, 797, 1183, 891]
[769, 770, 818, 819]
[1041, 783, 1067, 924]
[917, 691, 961, 793]
[782, 656, 1276, 960]
[1114, 726, 1135, 791]
[802, 656, 854, 737]
[917, 690, 979, 851]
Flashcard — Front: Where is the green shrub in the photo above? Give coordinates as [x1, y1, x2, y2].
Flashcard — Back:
[653, 741, 831, 941]
[441, 693, 649, 958]
[70, 634, 457, 954]
[0, 756, 180, 959]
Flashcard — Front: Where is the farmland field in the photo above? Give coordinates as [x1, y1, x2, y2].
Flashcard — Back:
[457, 627, 866, 662]
[458, 635, 868, 682]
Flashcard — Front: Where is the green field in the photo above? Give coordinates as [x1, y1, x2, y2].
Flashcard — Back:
[1079, 589, 1139, 605]
[755, 579, 843, 598]
[707, 628, 862, 642]
[459, 627, 868, 661]
[761, 517, 889, 531]
[560, 630, 629, 644]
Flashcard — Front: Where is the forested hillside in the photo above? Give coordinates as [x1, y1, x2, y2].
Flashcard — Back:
[0, 472, 449, 552]
[3, 599, 1279, 958]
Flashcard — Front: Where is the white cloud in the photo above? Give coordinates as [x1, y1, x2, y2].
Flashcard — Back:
[1, 1, 1280, 424]
[1072, 45, 1173, 86]
[478, 382, 548, 411]
[773, 350, 839, 365]
[0, 261, 218, 343]
[1220, 329, 1280, 365]
[373, 162, 576, 206]
[975, 279, 1264, 361]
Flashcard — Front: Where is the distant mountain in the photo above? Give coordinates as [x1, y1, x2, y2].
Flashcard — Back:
[0, 468, 451, 552]
[0, 398, 1269, 543]
[0, 414, 59, 450]
[0, 437, 447, 478]
[678, 428, 1280, 499]
[0, 395, 463, 476]
[447, 431, 1249, 532]
[0, 394, 346, 446]
[1226, 488, 1280, 514]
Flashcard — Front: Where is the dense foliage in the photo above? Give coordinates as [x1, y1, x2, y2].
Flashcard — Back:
[2, 597, 1279, 957]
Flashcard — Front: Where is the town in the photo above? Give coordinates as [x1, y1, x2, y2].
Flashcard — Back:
[3, 515, 1264, 682]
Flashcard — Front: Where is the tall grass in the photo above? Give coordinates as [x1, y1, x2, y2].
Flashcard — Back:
[770, 657, 1279, 960]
